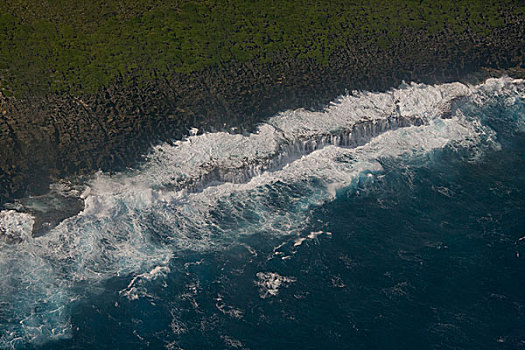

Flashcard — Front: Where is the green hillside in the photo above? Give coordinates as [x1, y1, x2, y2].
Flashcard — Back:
[0, 0, 522, 96]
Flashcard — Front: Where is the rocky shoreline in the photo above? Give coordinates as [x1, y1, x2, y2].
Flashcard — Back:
[0, 20, 523, 205]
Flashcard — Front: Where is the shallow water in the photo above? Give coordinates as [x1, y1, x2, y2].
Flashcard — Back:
[0, 78, 524, 349]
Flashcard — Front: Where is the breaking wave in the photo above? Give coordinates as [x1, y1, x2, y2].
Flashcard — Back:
[0, 77, 523, 348]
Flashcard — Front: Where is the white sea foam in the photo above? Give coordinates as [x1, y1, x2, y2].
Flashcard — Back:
[0, 210, 34, 244]
[120, 264, 171, 301]
[132, 81, 469, 191]
[255, 272, 297, 299]
[0, 77, 522, 347]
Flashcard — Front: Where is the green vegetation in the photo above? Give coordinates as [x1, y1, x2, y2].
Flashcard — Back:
[0, 0, 522, 96]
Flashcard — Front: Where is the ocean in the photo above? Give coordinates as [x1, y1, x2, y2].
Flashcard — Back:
[0, 77, 524, 349]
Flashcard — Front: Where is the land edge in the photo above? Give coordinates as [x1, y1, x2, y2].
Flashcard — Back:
[0, 22, 523, 206]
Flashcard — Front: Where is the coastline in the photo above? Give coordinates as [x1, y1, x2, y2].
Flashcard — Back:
[0, 21, 523, 206]
[0, 75, 523, 348]
[1, 2, 525, 347]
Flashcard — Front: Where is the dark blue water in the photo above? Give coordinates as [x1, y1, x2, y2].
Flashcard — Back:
[1, 78, 524, 349]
